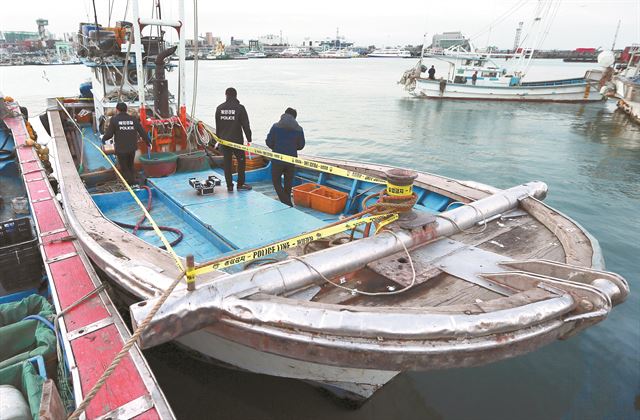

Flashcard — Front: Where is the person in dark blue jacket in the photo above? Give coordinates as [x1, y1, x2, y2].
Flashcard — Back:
[266, 108, 305, 206]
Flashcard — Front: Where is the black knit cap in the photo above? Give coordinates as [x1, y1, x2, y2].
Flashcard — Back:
[116, 102, 127, 112]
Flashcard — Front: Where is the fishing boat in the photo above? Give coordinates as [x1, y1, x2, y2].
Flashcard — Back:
[43, 0, 629, 405]
[245, 50, 267, 59]
[400, 1, 607, 102]
[368, 47, 411, 58]
[318, 48, 360, 59]
[1, 98, 174, 418]
[607, 45, 640, 123]
[400, 49, 605, 102]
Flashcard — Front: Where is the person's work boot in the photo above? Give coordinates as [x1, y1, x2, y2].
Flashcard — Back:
[227, 184, 234, 192]
[237, 184, 252, 191]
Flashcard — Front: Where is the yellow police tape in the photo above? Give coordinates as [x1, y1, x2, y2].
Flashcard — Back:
[204, 127, 387, 184]
[191, 212, 399, 276]
[385, 182, 412, 197]
[56, 99, 185, 274]
[89, 139, 186, 273]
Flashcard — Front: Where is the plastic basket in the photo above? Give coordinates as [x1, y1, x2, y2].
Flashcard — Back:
[309, 186, 348, 214]
[292, 183, 320, 208]
[139, 152, 178, 178]
[177, 151, 207, 172]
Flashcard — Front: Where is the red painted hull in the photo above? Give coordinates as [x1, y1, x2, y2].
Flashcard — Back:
[4, 106, 173, 419]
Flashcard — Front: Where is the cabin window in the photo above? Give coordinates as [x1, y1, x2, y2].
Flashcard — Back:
[482, 71, 497, 78]
[454, 75, 467, 84]
[457, 69, 464, 74]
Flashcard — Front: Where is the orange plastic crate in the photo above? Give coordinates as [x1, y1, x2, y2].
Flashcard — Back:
[292, 183, 320, 207]
[310, 186, 348, 214]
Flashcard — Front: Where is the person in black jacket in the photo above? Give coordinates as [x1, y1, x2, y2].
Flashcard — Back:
[102, 102, 149, 185]
[266, 108, 305, 206]
[215, 87, 252, 192]
[428, 65, 436, 80]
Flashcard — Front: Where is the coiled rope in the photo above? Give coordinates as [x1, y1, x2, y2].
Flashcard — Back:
[110, 186, 184, 249]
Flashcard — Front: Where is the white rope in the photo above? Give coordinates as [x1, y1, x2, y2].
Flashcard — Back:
[291, 230, 417, 297]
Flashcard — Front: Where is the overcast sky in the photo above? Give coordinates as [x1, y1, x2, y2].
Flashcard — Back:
[1, 0, 638, 49]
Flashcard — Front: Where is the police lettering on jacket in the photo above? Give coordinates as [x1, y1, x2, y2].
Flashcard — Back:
[215, 98, 251, 144]
[118, 120, 137, 130]
[219, 109, 236, 121]
[102, 112, 148, 154]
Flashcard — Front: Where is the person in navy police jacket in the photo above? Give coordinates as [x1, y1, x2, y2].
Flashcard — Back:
[266, 108, 305, 206]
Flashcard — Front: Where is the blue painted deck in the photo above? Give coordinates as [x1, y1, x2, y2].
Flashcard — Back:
[92, 168, 327, 264]
[90, 149, 455, 267]
[92, 188, 230, 262]
[149, 170, 326, 249]
[0, 131, 28, 222]
[0, 126, 15, 172]
[80, 125, 115, 173]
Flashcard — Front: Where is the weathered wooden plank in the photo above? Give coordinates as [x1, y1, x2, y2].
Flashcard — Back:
[477, 223, 566, 262]
[520, 197, 593, 267]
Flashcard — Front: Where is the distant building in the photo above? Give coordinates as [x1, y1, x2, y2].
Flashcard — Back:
[205, 32, 214, 46]
[229, 37, 244, 46]
[1, 31, 40, 43]
[248, 40, 261, 51]
[431, 31, 470, 50]
[258, 34, 288, 55]
[259, 34, 285, 46]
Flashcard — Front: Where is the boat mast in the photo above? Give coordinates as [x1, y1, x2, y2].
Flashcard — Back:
[420, 32, 427, 65]
[611, 19, 621, 51]
[131, 0, 146, 105]
[178, 0, 186, 112]
[522, 0, 557, 75]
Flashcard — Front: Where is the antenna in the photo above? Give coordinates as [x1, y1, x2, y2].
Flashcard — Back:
[513, 21, 524, 52]
[611, 19, 621, 51]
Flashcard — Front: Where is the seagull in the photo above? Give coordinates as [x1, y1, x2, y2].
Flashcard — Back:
[42, 70, 50, 82]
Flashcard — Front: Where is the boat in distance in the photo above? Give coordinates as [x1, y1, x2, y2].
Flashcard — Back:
[400, 46, 606, 102]
[44, 0, 629, 404]
[368, 47, 412, 58]
[401, 1, 608, 102]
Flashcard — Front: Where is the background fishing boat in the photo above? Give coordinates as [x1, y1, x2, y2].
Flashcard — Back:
[368, 47, 412, 58]
[400, 0, 608, 102]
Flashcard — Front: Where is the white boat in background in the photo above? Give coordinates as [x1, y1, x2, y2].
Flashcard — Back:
[318, 48, 360, 59]
[400, 0, 608, 102]
[606, 45, 640, 123]
[280, 47, 312, 57]
[245, 50, 267, 58]
[400, 51, 604, 102]
[368, 47, 412, 58]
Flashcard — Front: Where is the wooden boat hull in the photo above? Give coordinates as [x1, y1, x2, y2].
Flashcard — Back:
[47, 101, 628, 401]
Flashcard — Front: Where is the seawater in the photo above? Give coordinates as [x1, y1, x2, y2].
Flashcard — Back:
[2, 58, 638, 420]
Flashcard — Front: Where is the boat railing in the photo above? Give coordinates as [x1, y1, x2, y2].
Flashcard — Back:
[520, 77, 586, 87]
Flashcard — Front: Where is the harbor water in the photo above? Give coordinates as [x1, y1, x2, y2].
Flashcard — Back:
[2, 58, 638, 419]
